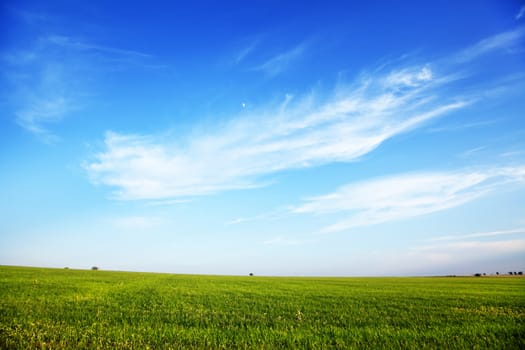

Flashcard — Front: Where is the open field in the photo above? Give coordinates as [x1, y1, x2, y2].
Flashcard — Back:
[1, 266, 524, 349]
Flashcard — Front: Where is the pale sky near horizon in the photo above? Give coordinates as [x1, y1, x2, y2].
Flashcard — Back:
[1, 1, 525, 276]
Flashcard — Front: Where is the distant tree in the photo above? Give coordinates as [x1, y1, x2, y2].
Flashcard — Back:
[91, 266, 99, 271]
[496, 272, 499, 275]
[519, 272, 523, 275]
[482, 273, 486, 276]
[514, 272, 518, 275]
[474, 273, 482, 277]
[509, 272, 513, 275]
[249, 273, 254, 276]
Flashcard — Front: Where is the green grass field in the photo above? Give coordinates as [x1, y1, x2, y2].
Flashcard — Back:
[1, 266, 524, 349]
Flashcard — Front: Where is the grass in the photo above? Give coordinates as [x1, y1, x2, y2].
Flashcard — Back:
[1, 266, 524, 349]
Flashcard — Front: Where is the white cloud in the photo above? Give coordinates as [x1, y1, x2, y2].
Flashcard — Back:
[144, 198, 192, 206]
[263, 236, 308, 246]
[516, 6, 525, 20]
[227, 210, 285, 225]
[234, 41, 259, 64]
[387, 238, 525, 275]
[447, 239, 525, 253]
[45, 35, 152, 59]
[5, 45, 78, 141]
[86, 63, 469, 200]
[4, 34, 155, 141]
[15, 96, 71, 143]
[384, 65, 432, 88]
[292, 167, 525, 233]
[427, 119, 500, 133]
[427, 228, 525, 242]
[85, 28, 524, 201]
[111, 216, 163, 230]
[411, 239, 525, 261]
[455, 27, 525, 62]
[355, 228, 525, 275]
[252, 42, 308, 76]
[458, 146, 486, 158]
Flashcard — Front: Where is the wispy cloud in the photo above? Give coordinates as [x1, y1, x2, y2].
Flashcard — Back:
[455, 27, 525, 63]
[86, 63, 467, 200]
[85, 28, 524, 200]
[4, 40, 79, 141]
[144, 198, 193, 207]
[263, 236, 310, 246]
[414, 239, 525, 257]
[427, 119, 500, 133]
[517, 6, 525, 20]
[111, 216, 163, 230]
[328, 232, 525, 276]
[291, 167, 525, 233]
[458, 146, 486, 158]
[15, 96, 72, 143]
[3, 34, 155, 141]
[384, 65, 432, 87]
[402, 238, 525, 275]
[407, 228, 525, 273]
[427, 228, 525, 242]
[46, 35, 152, 59]
[252, 42, 308, 76]
[234, 41, 259, 64]
[11, 8, 54, 25]
[501, 149, 525, 158]
[411, 239, 525, 260]
[227, 210, 285, 225]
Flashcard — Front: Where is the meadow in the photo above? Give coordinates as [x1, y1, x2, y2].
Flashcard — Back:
[0, 266, 524, 349]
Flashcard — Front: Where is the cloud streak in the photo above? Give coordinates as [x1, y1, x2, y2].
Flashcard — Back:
[252, 42, 308, 76]
[393, 238, 525, 275]
[517, 6, 525, 20]
[263, 236, 309, 246]
[85, 28, 524, 201]
[86, 64, 467, 200]
[15, 95, 72, 143]
[455, 27, 525, 63]
[418, 239, 525, 255]
[45, 35, 153, 59]
[291, 166, 525, 233]
[410, 239, 525, 263]
[427, 228, 525, 242]
[111, 216, 163, 230]
[234, 41, 259, 64]
[4, 34, 155, 141]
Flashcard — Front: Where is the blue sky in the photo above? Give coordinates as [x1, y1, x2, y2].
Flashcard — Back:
[1, 1, 525, 276]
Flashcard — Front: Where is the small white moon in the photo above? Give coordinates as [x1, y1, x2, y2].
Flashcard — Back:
[242, 103, 246, 108]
